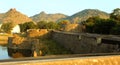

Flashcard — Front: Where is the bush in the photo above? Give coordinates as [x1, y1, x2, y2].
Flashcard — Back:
[38, 39, 72, 55]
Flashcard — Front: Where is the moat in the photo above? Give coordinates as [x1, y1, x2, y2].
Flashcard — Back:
[0, 46, 10, 60]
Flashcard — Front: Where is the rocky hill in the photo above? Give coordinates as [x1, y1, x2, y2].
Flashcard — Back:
[31, 11, 67, 22]
[0, 13, 4, 22]
[0, 9, 110, 24]
[0, 8, 32, 24]
[59, 9, 110, 23]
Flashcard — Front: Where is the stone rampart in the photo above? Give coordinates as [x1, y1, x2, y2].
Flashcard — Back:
[8, 36, 42, 57]
[52, 30, 120, 54]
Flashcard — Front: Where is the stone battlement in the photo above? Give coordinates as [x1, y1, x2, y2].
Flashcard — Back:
[52, 30, 120, 54]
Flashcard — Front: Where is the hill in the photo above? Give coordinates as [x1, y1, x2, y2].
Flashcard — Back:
[0, 8, 32, 24]
[0, 13, 4, 22]
[59, 9, 110, 23]
[31, 11, 67, 22]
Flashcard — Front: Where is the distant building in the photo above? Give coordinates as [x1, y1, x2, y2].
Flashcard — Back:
[0, 24, 2, 31]
[11, 25, 20, 33]
[0, 24, 2, 28]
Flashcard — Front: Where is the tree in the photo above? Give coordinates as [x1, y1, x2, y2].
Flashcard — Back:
[85, 17, 100, 33]
[58, 20, 70, 30]
[19, 21, 37, 32]
[110, 8, 120, 22]
[111, 24, 120, 35]
[1, 22, 14, 33]
[37, 21, 60, 30]
[85, 16, 117, 34]
[19, 23, 26, 32]
[94, 19, 116, 34]
[45, 22, 60, 30]
[37, 21, 47, 29]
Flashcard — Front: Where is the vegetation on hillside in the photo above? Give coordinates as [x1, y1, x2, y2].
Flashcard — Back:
[84, 8, 120, 35]
[37, 21, 61, 30]
[0, 8, 120, 35]
[59, 9, 109, 23]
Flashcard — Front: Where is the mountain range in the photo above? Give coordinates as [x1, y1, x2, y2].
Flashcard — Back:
[30, 11, 67, 22]
[58, 9, 110, 23]
[0, 8, 32, 24]
[0, 8, 110, 24]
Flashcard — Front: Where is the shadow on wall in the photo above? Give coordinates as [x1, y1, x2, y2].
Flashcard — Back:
[7, 48, 32, 58]
[52, 31, 120, 54]
[7, 33, 46, 58]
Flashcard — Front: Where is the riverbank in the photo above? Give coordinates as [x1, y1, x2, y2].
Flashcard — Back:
[0, 33, 12, 45]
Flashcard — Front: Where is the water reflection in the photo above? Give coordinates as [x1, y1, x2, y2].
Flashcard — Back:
[0, 46, 10, 60]
[0, 45, 33, 60]
[7, 48, 33, 58]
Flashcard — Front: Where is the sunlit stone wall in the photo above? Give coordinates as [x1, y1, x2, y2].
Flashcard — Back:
[52, 31, 119, 54]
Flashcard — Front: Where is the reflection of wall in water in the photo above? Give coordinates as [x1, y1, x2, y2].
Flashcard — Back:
[7, 48, 32, 58]
[8, 36, 41, 58]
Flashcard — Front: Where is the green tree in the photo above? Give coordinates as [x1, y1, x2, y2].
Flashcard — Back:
[85, 17, 100, 33]
[94, 19, 116, 34]
[37, 21, 60, 30]
[45, 22, 60, 30]
[19, 23, 26, 32]
[1, 22, 14, 33]
[19, 21, 37, 32]
[111, 24, 120, 35]
[37, 21, 47, 29]
[58, 20, 70, 30]
[85, 16, 117, 34]
[110, 8, 120, 22]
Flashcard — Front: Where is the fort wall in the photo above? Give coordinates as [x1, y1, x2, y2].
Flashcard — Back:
[52, 30, 120, 54]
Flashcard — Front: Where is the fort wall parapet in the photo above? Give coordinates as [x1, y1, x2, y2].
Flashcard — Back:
[52, 30, 120, 54]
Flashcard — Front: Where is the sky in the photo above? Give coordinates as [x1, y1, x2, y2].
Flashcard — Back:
[0, 0, 120, 17]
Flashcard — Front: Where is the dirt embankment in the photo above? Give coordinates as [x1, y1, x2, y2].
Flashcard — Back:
[0, 33, 12, 45]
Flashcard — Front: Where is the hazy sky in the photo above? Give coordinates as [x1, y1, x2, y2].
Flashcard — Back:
[0, 0, 120, 16]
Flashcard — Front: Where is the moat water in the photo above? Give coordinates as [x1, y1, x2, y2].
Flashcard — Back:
[0, 45, 33, 60]
[0, 46, 10, 60]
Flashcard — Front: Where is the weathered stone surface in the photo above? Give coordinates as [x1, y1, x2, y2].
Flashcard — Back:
[8, 35, 42, 57]
[52, 31, 120, 54]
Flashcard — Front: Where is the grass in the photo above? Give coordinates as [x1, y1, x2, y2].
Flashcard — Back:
[38, 39, 72, 55]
